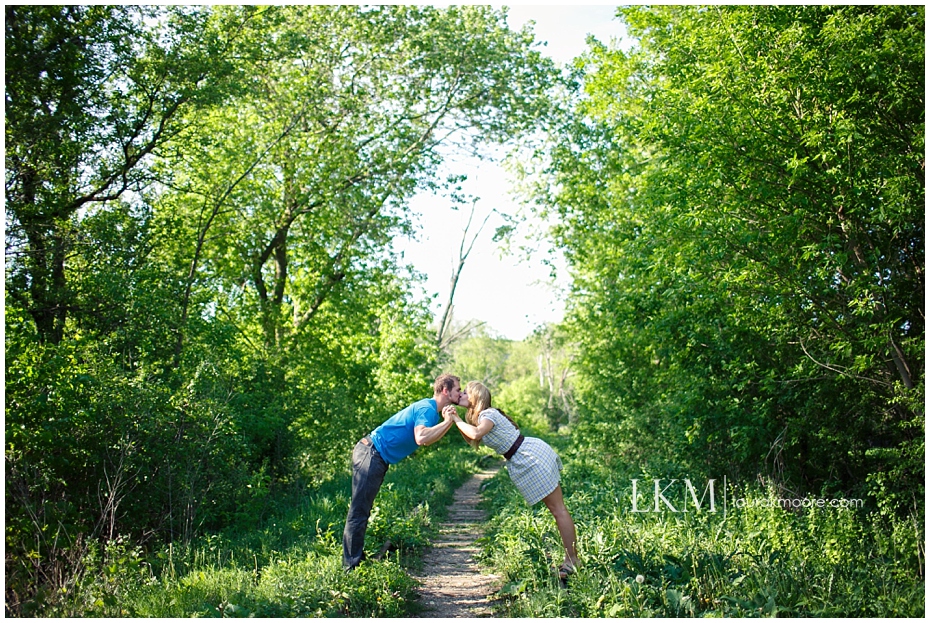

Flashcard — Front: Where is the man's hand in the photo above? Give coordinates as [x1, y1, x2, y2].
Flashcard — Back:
[442, 404, 462, 422]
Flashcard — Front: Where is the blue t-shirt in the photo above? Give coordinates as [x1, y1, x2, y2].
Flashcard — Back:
[370, 398, 439, 464]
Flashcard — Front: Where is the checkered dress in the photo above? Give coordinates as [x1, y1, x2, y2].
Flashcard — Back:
[478, 409, 563, 506]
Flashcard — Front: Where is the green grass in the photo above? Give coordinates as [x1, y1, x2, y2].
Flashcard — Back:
[476, 436, 925, 617]
[24, 426, 924, 617]
[40, 434, 479, 617]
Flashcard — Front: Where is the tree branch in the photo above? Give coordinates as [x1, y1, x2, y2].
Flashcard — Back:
[436, 199, 493, 346]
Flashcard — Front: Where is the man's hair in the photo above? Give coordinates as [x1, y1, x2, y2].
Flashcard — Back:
[433, 373, 460, 395]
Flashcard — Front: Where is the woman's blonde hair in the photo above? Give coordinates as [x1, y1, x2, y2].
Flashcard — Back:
[464, 381, 492, 427]
[463, 381, 519, 450]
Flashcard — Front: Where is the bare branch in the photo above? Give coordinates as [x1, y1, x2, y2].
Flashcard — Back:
[436, 199, 494, 346]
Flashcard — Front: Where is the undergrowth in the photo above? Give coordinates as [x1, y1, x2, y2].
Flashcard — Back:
[477, 435, 925, 617]
[34, 435, 478, 617]
[18, 423, 924, 618]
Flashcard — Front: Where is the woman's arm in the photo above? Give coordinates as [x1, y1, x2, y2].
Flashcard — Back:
[453, 415, 494, 441]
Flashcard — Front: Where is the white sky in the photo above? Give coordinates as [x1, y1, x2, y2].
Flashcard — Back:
[394, 5, 628, 341]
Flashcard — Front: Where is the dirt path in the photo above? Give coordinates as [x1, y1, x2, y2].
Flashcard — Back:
[412, 464, 501, 618]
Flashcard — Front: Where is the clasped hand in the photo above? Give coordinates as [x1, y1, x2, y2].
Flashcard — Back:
[442, 404, 462, 422]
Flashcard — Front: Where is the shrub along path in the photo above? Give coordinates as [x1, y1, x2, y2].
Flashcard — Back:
[412, 462, 501, 618]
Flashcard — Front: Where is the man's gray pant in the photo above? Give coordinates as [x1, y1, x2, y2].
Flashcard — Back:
[342, 436, 389, 570]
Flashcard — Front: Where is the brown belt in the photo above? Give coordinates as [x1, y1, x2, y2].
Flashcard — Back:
[503, 434, 525, 461]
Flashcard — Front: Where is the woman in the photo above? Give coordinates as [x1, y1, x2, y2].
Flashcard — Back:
[443, 381, 578, 579]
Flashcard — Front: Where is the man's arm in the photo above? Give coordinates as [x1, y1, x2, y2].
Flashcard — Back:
[413, 415, 455, 446]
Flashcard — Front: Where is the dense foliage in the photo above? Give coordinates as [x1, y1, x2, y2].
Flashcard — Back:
[531, 4, 923, 511]
[5, 4, 923, 618]
[5, 5, 556, 615]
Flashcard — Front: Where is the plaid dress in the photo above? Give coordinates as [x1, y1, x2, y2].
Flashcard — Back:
[478, 409, 563, 506]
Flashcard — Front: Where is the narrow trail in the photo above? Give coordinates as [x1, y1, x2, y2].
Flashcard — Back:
[412, 463, 502, 618]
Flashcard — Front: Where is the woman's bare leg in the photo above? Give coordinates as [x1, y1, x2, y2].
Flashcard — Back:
[541, 485, 578, 569]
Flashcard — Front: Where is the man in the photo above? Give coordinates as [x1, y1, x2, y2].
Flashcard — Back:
[342, 373, 462, 570]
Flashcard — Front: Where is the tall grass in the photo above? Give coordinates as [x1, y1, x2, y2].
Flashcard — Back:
[38, 435, 479, 617]
[478, 435, 925, 617]
[24, 424, 923, 618]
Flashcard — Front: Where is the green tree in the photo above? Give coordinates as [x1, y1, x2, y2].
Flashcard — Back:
[5, 8, 562, 613]
[535, 5, 923, 500]
[149, 2, 560, 488]
[158, 4, 557, 353]
[449, 326, 513, 392]
[4, 5, 240, 344]
[446, 324, 576, 430]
